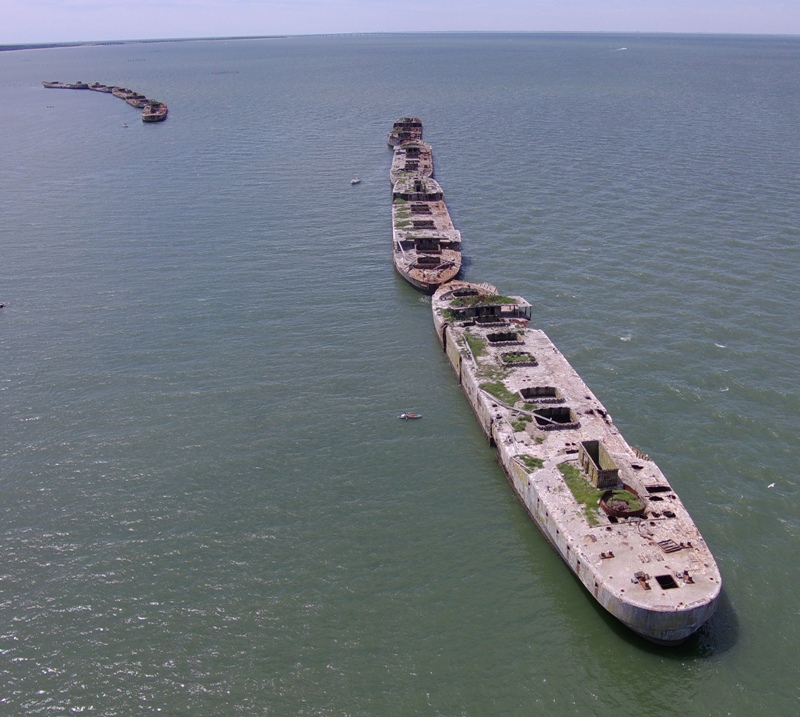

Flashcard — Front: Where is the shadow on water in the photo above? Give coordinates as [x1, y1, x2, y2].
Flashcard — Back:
[568, 559, 740, 658]
[458, 253, 476, 272]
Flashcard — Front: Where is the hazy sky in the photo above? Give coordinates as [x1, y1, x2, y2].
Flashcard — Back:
[2, 0, 800, 45]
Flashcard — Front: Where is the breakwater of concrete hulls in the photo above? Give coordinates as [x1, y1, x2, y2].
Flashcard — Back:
[389, 117, 722, 644]
[43, 81, 168, 122]
[387, 117, 462, 293]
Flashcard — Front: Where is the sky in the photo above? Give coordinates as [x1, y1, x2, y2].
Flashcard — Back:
[2, 0, 800, 45]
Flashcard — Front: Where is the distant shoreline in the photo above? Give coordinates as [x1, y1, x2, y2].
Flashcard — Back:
[0, 36, 290, 53]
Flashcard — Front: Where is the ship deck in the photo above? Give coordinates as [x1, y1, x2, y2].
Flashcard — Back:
[390, 139, 434, 184]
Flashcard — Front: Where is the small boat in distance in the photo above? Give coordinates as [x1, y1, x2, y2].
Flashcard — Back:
[398, 412, 422, 420]
[351, 177, 361, 185]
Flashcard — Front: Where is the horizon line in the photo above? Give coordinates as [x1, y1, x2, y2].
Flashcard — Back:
[3, 29, 800, 52]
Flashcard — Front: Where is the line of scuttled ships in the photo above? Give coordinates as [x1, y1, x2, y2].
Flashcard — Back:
[42, 81, 168, 122]
[387, 117, 721, 645]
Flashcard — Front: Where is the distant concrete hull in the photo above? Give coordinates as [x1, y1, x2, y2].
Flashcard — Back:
[387, 116, 423, 146]
[388, 119, 462, 295]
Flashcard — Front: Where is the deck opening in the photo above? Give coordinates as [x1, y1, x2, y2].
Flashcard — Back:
[520, 386, 563, 403]
[413, 236, 442, 253]
[533, 407, 579, 431]
[655, 574, 679, 590]
[486, 331, 521, 344]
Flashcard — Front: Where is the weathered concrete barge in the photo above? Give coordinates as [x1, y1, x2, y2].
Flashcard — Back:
[390, 139, 433, 184]
[389, 118, 461, 293]
[392, 175, 462, 292]
[387, 116, 423, 147]
[431, 280, 721, 644]
[43, 81, 168, 122]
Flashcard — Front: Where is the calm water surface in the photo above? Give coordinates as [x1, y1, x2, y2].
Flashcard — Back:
[1, 34, 799, 715]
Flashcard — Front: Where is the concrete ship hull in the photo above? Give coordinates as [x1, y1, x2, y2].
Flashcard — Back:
[387, 116, 423, 146]
[432, 281, 721, 645]
[142, 102, 168, 122]
[388, 122, 462, 294]
[495, 426, 719, 644]
[390, 139, 434, 185]
[391, 175, 462, 294]
[392, 261, 460, 294]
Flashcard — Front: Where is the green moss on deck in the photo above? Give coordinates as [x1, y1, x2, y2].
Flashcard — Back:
[480, 381, 518, 406]
[518, 455, 544, 471]
[511, 415, 533, 432]
[464, 332, 486, 357]
[558, 463, 602, 526]
[605, 489, 644, 512]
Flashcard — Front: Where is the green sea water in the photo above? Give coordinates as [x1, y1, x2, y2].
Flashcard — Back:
[1, 33, 799, 715]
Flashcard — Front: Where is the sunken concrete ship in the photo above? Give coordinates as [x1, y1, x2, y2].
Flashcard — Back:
[389, 119, 462, 293]
[430, 280, 721, 644]
[387, 116, 423, 147]
[388, 118, 722, 643]
[43, 81, 168, 122]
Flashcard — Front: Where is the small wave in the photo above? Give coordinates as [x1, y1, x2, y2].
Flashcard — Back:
[719, 387, 729, 392]
[620, 334, 632, 342]
[715, 343, 727, 348]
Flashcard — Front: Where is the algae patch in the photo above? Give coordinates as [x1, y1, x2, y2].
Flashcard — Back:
[558, 462, 602, 526]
